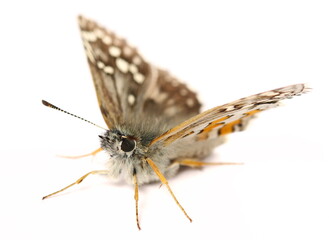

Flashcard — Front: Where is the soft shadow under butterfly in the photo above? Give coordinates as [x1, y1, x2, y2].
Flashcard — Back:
[42, 15, 310, 230]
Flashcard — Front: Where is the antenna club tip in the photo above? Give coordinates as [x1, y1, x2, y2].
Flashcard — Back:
[42, 100, 57, 109]
[42, 100, 50, 106]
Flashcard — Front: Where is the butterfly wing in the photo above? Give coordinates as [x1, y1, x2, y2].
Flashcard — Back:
[78, 16, 201, 128]
[140, 68, 201, 124]
[149, 84, 310, 149]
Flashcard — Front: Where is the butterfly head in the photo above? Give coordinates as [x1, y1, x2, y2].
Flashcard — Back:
[99, 130, 139, 158]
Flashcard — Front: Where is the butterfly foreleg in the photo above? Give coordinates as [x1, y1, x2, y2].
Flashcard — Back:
[42, 170, 109, 200]
[133, 174, 141, 230]
[145, 158, 192, 223]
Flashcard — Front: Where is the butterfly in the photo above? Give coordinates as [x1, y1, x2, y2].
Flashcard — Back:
[42, 15, 310, 230]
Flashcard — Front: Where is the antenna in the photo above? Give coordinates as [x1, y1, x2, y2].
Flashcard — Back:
[42, 100, 107, 130]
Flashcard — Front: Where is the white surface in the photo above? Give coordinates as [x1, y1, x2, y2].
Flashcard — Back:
[0, 1, 328, 239]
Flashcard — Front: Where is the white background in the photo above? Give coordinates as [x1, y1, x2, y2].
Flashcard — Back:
[0, 0, 328, 239]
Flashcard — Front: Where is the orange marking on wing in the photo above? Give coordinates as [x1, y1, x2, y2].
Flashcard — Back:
[164, 130, 190, 145]
[219, 109, 262, 136]
[197, 116, 230, 140]
[149, 108, 231, 146]
[203, 116, 230, 132]
[245, 109, 261, 116]
[219, 119, 242, 135]
[160, 116, 231, 145]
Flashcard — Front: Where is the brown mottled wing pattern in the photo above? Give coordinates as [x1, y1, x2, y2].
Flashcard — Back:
[150, 84, 310, 147]
[141, 69, 201, 123]
[78, 16, 201, 128]
[78, 16, 151, 127]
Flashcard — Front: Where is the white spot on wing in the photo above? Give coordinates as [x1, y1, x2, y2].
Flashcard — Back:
[109, 46, 121, 57]
[164, 106, 179, 116]
[225, 105, 235, 111]
[128, 94, 136, 105]
[95, 29, 104, 39]
[104, 66, 114, 74]
[82, 31, 97, 42]
[102, 36, 112, 45]
[133, 73, 145, 84]
[97, 61, 105, 69]
[132, 56, 142, 65]
[186, 98, 194, 107]
[116, 58, 129, 73]
[123, 46, 133, 56]
[129, 64, 138, 74]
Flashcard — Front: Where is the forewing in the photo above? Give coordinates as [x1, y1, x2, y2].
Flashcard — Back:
[78, 16, 152, 127]
[78, 16, 201, 128]
[149, 84, 310, 146]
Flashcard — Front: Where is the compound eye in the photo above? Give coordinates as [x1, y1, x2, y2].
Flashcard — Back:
[120, 137, 136, 152]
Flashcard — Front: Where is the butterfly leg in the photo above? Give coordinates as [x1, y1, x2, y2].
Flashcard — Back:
[42, 170, 109, 200]
[133, 174, 141, 230]
[57, 148, 103, 159]
[145, 158, 192, 223]
[173, 158, 243, 168]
